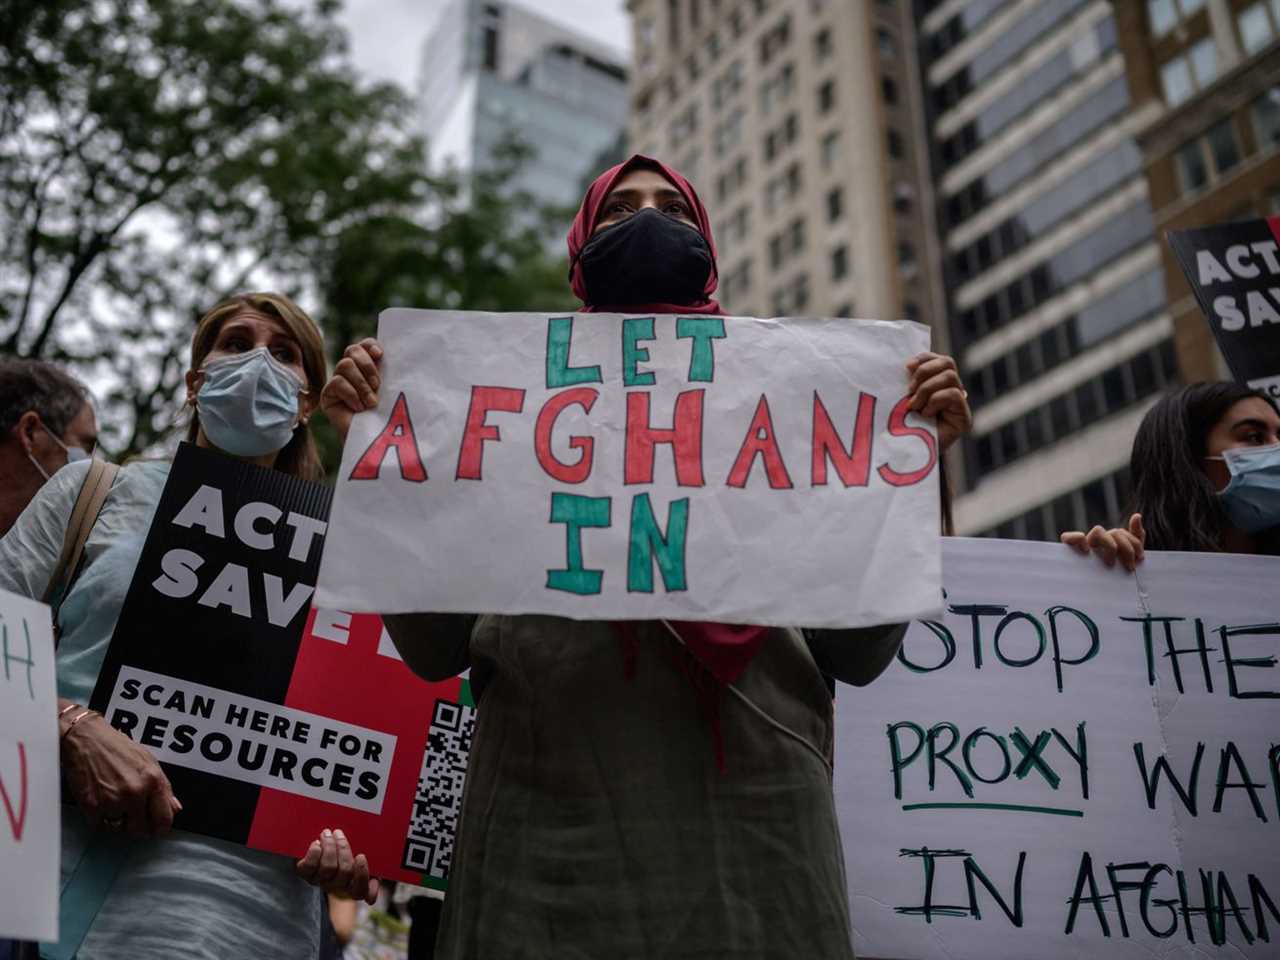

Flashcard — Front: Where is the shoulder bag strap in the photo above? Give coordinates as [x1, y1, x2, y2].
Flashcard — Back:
[42, 460, 120, 616]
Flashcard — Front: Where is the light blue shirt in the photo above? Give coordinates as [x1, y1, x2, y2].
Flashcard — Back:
[0, 459, 320, 959]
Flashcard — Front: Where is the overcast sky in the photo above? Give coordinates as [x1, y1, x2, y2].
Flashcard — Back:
[338, 0, 632, 91]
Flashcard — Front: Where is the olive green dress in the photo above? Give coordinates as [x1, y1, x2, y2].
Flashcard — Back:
[385, 613, 905, 960]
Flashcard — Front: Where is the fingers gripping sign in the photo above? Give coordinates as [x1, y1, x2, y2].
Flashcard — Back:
[905, 352, 972, 452]
[320, 338, 384, 440]
[296, 828, 380, 905]
[1060, 513, 1146, 572]
[61, 709, 183, 839]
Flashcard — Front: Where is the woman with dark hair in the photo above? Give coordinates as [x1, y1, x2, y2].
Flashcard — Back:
[1062, 381, 1280, 567]
[300, 156, 972, 959]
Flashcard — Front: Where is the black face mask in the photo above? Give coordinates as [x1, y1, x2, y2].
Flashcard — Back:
[578, 207, 714, 307]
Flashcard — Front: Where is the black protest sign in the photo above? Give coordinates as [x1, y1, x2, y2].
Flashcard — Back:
[1168, 216, 1280, 396]
[89, 442, 337, 842]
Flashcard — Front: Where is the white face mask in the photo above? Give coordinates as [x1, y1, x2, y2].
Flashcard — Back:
[28, 423, 90, 481]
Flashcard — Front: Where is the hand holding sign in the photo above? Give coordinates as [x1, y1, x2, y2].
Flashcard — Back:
[321, 337, 383, 438]
[905, 351, 971, 451]
[61, 707, 180, 838]
[295, 827, 380, 904]
[1059, 513, 1146, 572]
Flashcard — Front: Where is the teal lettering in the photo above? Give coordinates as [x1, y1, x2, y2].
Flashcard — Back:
[545, 316, 602, 388]
[546, 492, 611, 595]
[622, 316, 656, 387]
[676, 316, 726, 382]
[627, 493, 689, 593]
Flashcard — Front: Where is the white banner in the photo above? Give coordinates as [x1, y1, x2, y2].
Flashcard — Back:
[317, 310, 941, 628]
[0, 588, 59, 941]
[837, 538, 1280, 960]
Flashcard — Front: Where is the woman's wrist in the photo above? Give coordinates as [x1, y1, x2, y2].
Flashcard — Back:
[59, 705, 99, 744]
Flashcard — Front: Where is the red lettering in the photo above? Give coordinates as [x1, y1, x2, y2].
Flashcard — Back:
[877, 395, 938, 487]
[456, 386, 526, 480]
[349, 393, 427, 482]
[727, 394, 793, 489]
[624, 390, 705, 486]
[812, 391, 876, 487]
[0, 742, 27, 841]
[535, 387, 598, 484]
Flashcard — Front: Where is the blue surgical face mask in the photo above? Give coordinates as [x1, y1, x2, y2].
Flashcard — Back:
[1208, 443, 1280, 533]
[28, 423, 90, 481]
[196, 347, 306, 457]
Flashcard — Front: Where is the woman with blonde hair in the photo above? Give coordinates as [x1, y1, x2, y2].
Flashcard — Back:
[1, 292, 329, 958]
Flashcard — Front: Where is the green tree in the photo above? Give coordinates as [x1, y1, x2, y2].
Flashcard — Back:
[1, 0, 575, 465]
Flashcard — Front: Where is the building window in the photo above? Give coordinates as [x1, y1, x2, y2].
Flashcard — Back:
[821, 131, 840, 170]
[818, 79, 836, 114]
[893, 181, 914, 215]
[759, 61, 794, 117]
[759, 15, 791, 65]
[965, 341, 1178, 482]
[724, 258, 752, 302]
[482, 25, 499, 71]
[793, 273, 810, 312]
[876, 28, 895, 60]
[1160, 36, 1216, 106]
[1176, 137, 1208, 191]
[670, 104, 699, 142]
[814, 28, 833, 61]
[668, 0, 681, 47]
[1238, 2, 1280, 55]
[1253, 86, 1280, 150]
[898, 241, 916, 268]
[1177, 118, 1242, 194]
[835, 301, 854, 317]
[1148, 0, 1206, 37]
[832, 245, 849, 280]
[826, 186, 843, 222]
[788, 217, 806, 254]
[1205, 118, 1241, 176]
[881, 76, 898, 105]
[887, 128, 904, 158]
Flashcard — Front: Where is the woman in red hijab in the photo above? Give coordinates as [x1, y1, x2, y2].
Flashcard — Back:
[304, 156, 972, 959]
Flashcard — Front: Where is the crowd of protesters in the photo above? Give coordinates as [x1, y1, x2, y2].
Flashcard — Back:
[1, 155, 1273, 960]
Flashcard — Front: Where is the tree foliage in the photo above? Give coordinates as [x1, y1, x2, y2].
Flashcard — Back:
[2, 0, 577, 464]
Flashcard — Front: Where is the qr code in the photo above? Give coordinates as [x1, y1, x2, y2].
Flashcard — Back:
[402, 698, 476, 879]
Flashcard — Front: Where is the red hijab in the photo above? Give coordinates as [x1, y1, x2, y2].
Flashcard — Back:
[568, 154, 723, 317]
[568, 155, 765, 687]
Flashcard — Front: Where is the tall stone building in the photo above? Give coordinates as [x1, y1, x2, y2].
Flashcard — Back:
[1110, 0, 1280, 382]
[623, 0, 949, 342]
[914, 0, 1181, 538]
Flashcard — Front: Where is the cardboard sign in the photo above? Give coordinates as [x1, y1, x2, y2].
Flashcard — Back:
[1168, 217, 1280, 397]
[0, 589, 59, 941]
[88, 444, 473, 889]
[836, 538, 1280, 960]
[316, 310, 942, 628]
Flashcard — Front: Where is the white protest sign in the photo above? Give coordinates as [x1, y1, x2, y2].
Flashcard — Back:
[317, 310, 941, 628]
[836, 538, 1280, 960]
[0, 588, 59, 941]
